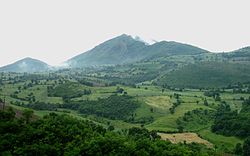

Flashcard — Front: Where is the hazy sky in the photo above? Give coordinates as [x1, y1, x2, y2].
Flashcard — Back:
[0, 0, 250, 66]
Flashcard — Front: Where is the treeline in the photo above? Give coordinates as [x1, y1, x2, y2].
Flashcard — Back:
[12, 94, 140, 122]
[98, 70, 158, 86]
[0, 108, 217, 156]
[204, 90, 221, 101]
[212, 98, 250, 138]
[209, 98, 250, 155]
[169, 93, 182, 114]
[63, 95, 139, 120]
[26, 102, 59, 111]
[77, 78, 94, 86]
[176, 108, 215, 132]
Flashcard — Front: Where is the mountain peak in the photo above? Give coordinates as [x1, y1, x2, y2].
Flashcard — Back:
[0, 57, 50, 73]
[19, 57, 38, 62]
[22, 57, 34, 60]
[67, 35, 209, 67]
[67, 34, 148, 67]
[119, 33, 130, 37]
[110, 34, 135, 42]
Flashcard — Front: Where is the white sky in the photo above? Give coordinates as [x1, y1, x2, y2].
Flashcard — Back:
[0, 0, 250, 66]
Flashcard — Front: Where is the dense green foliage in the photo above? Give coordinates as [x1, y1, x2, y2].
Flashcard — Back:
[243, 137, 250, 156]
[212, 98, 250, 138]
[0, 108, 216, 156]
[63, 95, 139, 120]
[177, 108, 215, 131]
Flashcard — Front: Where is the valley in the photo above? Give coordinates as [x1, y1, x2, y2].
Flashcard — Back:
[1, 70, 249, 154]
[1, 34, 250, 155]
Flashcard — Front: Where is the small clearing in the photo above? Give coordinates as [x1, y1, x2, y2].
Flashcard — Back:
[158, 132, 213, 148]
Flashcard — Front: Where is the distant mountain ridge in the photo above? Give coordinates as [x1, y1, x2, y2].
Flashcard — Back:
[0, 57, 51, 73]
[0, 34, 250, 73]
[67, 34, 209, 67]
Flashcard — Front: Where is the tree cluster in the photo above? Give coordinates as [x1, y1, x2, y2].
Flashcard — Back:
[0, 108, 216, 156]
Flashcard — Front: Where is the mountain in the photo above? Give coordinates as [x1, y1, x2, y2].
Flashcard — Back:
[67, 34, 209, 67]
[67, 34, 148, 67]
[0, 57, 51, 73]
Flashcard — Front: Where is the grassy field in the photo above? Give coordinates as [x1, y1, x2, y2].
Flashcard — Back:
[146, 102, 210, 131]
[142, 96, 172, 110]
[198, 129, 243, 152]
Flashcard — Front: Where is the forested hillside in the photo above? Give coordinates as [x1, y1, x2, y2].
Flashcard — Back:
[158, 62, 250, 88]
[0, 108, 216, 156]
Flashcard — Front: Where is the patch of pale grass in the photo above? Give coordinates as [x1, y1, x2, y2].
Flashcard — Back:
[158, 132, 213, 148]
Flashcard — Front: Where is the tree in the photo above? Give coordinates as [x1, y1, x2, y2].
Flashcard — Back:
[150, 107, 154, 113]
[0, 107, 15, 121]
[116, 87, 124, 94]
[107, 125, 115, 131]
[22, 109, 34, 124]
[215, 95, 221, 101]
[150, 130, 160, 140]
[243, 137, 250, 156]
[234, 143, 242, 155]
[204, 99, 208, 106]
[177, 125, 184, 133]
[169, 108, 175, 114]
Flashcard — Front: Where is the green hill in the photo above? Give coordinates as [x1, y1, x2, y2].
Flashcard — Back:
[158, 62, 250, 88]
[222, 46, 250, 63]
[142, 41, 209, 60]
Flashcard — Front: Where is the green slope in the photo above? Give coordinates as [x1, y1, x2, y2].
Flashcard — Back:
[142, 41, 208, 60]
[158, 62, 250, 88]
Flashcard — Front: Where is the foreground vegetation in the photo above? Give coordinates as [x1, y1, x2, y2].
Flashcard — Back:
[0, 108, 216, 156]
